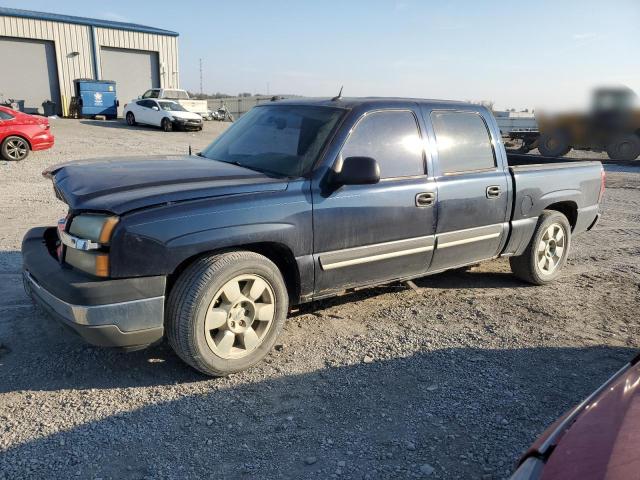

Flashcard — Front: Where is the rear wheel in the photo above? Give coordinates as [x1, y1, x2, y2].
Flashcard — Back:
[166, 251, 288, 376]
[1, 136, 30, 161]
[162, 118, 173, 132]
[606, 133, 640, 161]
[126, 112, 136, 126]
[538, 131, 571, 157]
[509, 210, 571, 285]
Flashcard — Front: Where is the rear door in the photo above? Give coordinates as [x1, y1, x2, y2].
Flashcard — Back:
[312, 108, 437, 296]
[425, 109, 510, 271]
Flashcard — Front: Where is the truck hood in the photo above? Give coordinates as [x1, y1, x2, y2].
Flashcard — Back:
[45, 155, 288, 214]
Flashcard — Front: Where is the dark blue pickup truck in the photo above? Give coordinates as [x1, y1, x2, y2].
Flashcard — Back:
[22, 98, 605, 376]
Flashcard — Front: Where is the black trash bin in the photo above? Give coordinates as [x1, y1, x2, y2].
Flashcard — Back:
[42, 101, 57, 117]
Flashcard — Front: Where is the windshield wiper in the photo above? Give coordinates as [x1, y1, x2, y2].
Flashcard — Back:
[223, 160, 291, 178]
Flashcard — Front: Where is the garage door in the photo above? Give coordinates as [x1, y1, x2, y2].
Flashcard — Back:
[100, 47, 160, 117]
[0, 37, 60, 115]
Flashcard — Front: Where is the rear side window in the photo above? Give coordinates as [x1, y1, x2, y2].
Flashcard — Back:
[431, 111, 496, 174]
[0, 110, 14, 120]
[340, 110, 424, 178]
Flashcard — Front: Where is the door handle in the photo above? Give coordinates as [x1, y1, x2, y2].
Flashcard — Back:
[415, 192, 436, 207]
[486, 185, 501, 198]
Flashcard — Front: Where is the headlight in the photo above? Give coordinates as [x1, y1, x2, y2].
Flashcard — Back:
[59, 214, 119, 277]
[68, 214, 119, 244]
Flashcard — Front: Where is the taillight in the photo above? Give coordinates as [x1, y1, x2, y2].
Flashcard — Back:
[598, 167, 606, 203]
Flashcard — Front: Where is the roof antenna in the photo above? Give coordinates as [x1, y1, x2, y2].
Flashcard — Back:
[188, 144, 192, 156]
[331, 86, 343, 101]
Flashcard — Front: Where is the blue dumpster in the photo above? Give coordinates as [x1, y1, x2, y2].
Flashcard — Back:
[74, 80, 118, 119]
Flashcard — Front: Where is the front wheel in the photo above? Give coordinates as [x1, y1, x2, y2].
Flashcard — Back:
[1, 136, 30, 161]
[166, 251, 288, 376]
[161, 118, 173, 132]
[126, 112, 136, 126]
[509, 210, 571, 285]
[537, 131, 571, 157]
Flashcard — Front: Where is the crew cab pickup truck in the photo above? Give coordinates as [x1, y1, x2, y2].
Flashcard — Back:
[22, 98, 605, 376]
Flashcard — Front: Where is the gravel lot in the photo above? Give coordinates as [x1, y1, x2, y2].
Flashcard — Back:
[1, 119, 639, 479]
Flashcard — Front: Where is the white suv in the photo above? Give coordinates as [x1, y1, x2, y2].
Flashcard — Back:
[124, 99, 203, 132]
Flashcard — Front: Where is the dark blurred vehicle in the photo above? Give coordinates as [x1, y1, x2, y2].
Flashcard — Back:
[511, 352, 640, 480]
[0, 105, 54, 161]
[537, 87, 640, 161]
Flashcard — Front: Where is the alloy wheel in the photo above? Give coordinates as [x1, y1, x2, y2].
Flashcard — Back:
[204, 274, 276, 359]
[537, 223, 566, 274]
[6, 138, 28, 160]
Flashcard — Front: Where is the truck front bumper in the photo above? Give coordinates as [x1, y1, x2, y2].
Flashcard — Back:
[22, 227, 166, 348]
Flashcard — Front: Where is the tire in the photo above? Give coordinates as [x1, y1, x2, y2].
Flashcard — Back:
[1, 136, 30, 161]
[166, 251, 289, 376]
[126, 112, 136, 126]
[509, 210, 571, 285]
[606, 133, 640, 161]
[162, 118, 173, 132]
[537, 131, 571, 157]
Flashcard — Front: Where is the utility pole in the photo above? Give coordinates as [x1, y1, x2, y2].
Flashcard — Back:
[199, 58, 203, 95]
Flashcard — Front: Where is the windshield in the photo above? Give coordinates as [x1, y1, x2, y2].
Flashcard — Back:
[159, 101, 187, 112]
[200, 105, 344, 177]
[163, 90, 189, 100]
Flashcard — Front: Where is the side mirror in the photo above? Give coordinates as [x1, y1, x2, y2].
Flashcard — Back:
[334, 156, 380, 185]
[152, 106, 159, 111]
[137, 95, 142, 100]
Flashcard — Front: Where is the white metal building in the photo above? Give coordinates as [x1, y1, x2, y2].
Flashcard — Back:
[0, 7, 179, 116]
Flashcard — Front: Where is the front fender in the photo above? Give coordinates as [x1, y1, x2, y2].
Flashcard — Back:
[109, 180, 312, 278]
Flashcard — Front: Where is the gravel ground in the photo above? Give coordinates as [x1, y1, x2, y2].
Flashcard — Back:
[0, 119, 639, 479]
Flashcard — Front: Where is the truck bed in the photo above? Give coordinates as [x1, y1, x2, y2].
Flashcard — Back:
[506, 153, 602, 230]
[506, 152, 602, 168]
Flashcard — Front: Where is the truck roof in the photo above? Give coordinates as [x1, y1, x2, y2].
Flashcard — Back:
[265, 97, 477, 110]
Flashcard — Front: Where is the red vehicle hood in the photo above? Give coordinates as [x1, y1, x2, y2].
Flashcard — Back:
[520, 354, 640, 480]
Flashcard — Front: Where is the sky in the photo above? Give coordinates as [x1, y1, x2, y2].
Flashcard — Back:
[4, 0, 640, 110]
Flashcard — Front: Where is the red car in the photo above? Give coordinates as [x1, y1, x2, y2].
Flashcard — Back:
[0, 106, 54, 161]
[511, 352, 640, 480]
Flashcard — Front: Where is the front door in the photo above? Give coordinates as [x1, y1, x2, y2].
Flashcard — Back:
[312, 108, 437, 296]
[425, 109, 510, 271]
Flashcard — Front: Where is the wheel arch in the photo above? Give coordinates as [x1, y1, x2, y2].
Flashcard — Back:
[543, 201, 578, 230]
[167, 242, 301, 305]
[2, 133, 32, 150]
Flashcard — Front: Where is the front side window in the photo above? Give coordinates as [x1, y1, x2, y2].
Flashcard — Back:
[200, 105, 344, 177]
[340, 110, 424, 178]
[431, 111, 496, 174]
[142, 90, 157, 99]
